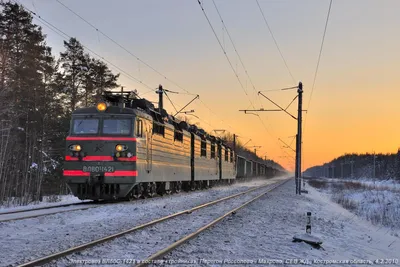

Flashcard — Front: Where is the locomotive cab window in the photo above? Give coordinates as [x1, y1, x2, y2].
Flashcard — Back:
[136, 119, 143, 137]
[201, 139, 207, 157]
[72, 118, 99, 135]
[211, 142, 215, 159]
[103, 118, 132, 135]
[230, 151, 233, 162]
[225, 149, 228, 162]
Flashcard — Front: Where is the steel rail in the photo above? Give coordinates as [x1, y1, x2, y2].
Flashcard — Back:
[0, 205, 101, 223]
[3, 178, 274, 223]
[0, 201, 93, 216]
[16, 179, 289, 267]
[135, 178, 291, 267]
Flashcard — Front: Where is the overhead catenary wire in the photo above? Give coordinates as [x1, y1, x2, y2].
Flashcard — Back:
[14, 0, 225, 134]
[197, 0, 289, 164]
[212, 0, 264, 109]
[302, 0, 333, 169]
[304, 0, 333, 122]
[55, 0, 186, 92]
[11, 0, 154, 96]
[196, 0, 255, 109]
[15, 0, 283, 168]
[210, 0, 286, 156]
[256, 0, 296, 84]
[55, 0, 247, 138]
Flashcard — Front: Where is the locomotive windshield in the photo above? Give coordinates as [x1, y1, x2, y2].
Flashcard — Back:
[103, 118, 132, 135]
[71, 116, 133, 136]
[72, 118, 99, 134]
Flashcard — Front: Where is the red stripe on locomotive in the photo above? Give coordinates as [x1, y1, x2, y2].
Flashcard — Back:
[66, 136, 137, 141]
[63, 170, 138, 176]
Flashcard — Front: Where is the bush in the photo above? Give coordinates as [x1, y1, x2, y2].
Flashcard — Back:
[308, 179, 400, 231]
[307, 179, 329, 190]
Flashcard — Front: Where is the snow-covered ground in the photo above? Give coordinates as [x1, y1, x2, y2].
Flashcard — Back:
[1, 176, 288, 267]
[158, 179, 399, 267]
[307, 178, 400, 232]
[0, 194, 89, 213]
[7, 176, 398, 267]
[48, 178, 288, 267]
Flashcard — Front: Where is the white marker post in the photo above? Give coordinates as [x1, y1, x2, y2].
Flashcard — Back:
[306, 212, 311, 234]
[293, 211, 322, 246]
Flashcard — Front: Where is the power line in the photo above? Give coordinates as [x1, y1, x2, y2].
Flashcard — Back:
[196, 0, 255, 109]
[306, 0, 333, 114]
[302, 0, 333, 170]
[55, 0, 200, 96]
[9, 0, 253, 148]
[55, 0, 245, 138]
[197, 0, 289, 164]
[212, 0, 263, 109]
[12, 0, 154, 95]
[256, 0, 296, 84]
[55, 0, 217, 101]
[17, 0, 220, 133]
[210, 0, 285, 155]
[15, 0, 285, 166]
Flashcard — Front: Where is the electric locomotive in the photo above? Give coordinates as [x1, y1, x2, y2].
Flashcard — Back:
[63, 89, 237, 201]
[63, 96, 138, 201]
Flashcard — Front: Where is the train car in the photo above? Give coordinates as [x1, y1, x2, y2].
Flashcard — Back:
[236, 155, 247, 178]
[134, 104, 192, 198]
[220, 144, 236, 182]
[63, 90, 281, 201]
[190, 126, 219, 187]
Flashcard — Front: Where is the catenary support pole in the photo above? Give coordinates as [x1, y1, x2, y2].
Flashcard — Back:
[296, 82, 303, 194]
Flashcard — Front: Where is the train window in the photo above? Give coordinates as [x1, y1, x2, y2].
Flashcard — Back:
[230, 151, 233, 162]
[201, 140, 207, 157]
[174, 130, 183, 142]
[152, 121, 165, 137]
[73, 118, 99, 134]
[211, 143, 215, 159]
[225, 149, 228, 161]
[103, 119, 131, 135]
[136, 119, 143, 137]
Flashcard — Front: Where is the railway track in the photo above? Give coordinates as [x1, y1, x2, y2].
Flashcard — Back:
[16, 178, 291, 267]
[0, 178, 270, 223]
[0, 202, 102, 223]
[0, 201, 93, 216]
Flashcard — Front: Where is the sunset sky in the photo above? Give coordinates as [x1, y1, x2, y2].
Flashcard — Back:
[18, 0, 400, 172]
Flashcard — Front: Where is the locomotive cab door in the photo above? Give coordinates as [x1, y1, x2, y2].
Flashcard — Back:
[146, 122, 152, 173]
[218, 143, 222, 179]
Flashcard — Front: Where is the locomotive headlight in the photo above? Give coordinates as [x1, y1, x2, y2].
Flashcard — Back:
[115, 144, 127, 152]
[69, 144, 81, 152]
[96, 102, 107, 112]
[127, 152, 133, 158]
[115, 152, 121, 157]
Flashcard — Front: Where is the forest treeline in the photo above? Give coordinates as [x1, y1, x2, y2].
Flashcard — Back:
[0, 2, 284, 206]
[0, 2, 119, 205]
[304, 151, 400, 180]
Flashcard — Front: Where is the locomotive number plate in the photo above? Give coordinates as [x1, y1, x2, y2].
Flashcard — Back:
[82, 166, 115, 173]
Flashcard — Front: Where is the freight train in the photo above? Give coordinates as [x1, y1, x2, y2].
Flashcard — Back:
[63, 87, 285, 201]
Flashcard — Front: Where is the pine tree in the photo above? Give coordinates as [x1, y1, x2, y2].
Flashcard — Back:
[57, 37, 88, 113]
[83, 57, 119, 106]
[0, 2, 64, 204]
